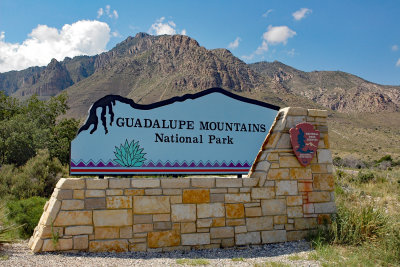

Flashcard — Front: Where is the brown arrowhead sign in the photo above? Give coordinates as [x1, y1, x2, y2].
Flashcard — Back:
[289, 122, 320, 166]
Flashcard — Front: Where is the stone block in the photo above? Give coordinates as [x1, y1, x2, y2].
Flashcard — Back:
[226, 218, 245, 226]
[54, 211, 92, 226]
[181, 233, 210, 245]
[171, 204, 196, 222]
[290, 168, 312, 180]
[132, 179, 160, 188]
[262, 199, 286, 215]
[161, 178, 190, 188]
[228, 188, 239, 193]
[95, 227, 119, 239]
[303, 203, 315, 214]
[163, 189, 182, 195]
[287, 206, 303, 218]
[313, 174, 335, 191]
[245, 207, 262, 217]
[210, 188, 227, 193]
[181, 222, 196, 233]
[106, 196, 132, 209]
[255, 161, 271, 172]
[153, 214, 170, 222]
[251, 187, 275, 199]
[93, 210, 132, 226]
[197, 203, 225, 218]
[262, 230, 287, 243]
[243, 178, 259, 187]
[225, 203, 244, 218]
[246, 217, 273, 231]
[120, 226, 133, 238]
[57, 178, 85, 190]
[41, 198, 63, 225]
[41, 226, 63, 239]
[109, 178, 131, 188]
[298, 182, 313, 192]
[287, 196, 303, 206]
[133, 224, 153, 233]
[86, 179, 108, 189]
[308, 109, 328, 117]
[130, 243, 147, 252]
[314, 202, 336, 213]
[221, 238, 235, 248]
[145, 188, 162, 195]
[267, 168, 289, 180]
[85, 198, 106, 209]
[197, 218, 212, 228]
[212, 217, 225, 227]
[134, 196, 170, 214]
[106, 189, 123, 196]
[308, 192, 331, 203]
[285, 116, 306, 129]
[317, 149, 332, 164]
[263, 132, 280, 149]
[210, 194, 225, 202]
[235, 225, 247, 234]
[125, 189, 145, 196]
[249, 171, 266, 187]
[276, 180, 298, 196]
[235, 232, 261, 245]
[42, 238, 73, 251]
[30, 238, 43, 253]
[191, 178, 215, 188]
[274, 215, 287, 224]
[287, 107, 308, 116]
[154, 222, 172, 230]
[89, 240, 128, 252]
[279, 156, 302, 168]
[294, 218, 317, 230]
[276, 133, 291, 149]
[311, 164, 328, 174]
[225, 193, 251, 203]
[65, 226, 93, 236]
[182, 189, 210, 203]
[215, 178, 242, 187]
[85, 190, 105, 198]
[73, 190, 84, 199]
[134, 215, 152, 224]
[210, 227, 234, 239]
[53, 189, 73, 200]
[170, 195, 182, 204]
[287, 230, 308, 241]
[148, 230, 180, 248]
[240, 188, 251, 193]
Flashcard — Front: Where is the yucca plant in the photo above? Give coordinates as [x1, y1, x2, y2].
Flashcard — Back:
[113, 139, 146, 167]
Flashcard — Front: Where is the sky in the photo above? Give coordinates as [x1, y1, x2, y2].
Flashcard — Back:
[0, 0, 399, 85]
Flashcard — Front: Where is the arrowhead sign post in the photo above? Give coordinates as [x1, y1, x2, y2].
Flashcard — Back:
[289, 122, 320, 166]
[70, 88, 279, 175]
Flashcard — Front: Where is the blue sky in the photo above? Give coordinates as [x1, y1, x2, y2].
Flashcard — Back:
[1, 0, 399, 85]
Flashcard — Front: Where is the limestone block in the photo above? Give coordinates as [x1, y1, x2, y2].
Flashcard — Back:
[182, 189, 210, 203]
[85, 190, 105, 198]
[290, 168, 312, 180]
[262, 199, 286, 215]
[246, 217, 273, 231]
[181, 233, 210, 245]
[276, 181, 298, 196]
[171, 204, 196, 222]
[210, 188, 227, 193]
[225, 203, 244, 219]
[279, 156, 302, 168]
[145, 189, 162, 195]
[215, 178, 243, 188]
[153, 214, 170, 222]
[287, 196, 303, 206]
[226, 219, 245, 226]
[228, 188, 239, 193]
[89, 240, 128, 252]
[86, 179, 108, 189]
[251, 188, 275, 199]
[212, 218, 225, 227]
[245, 207, 262, 217]
[181, 222, 196, 233]
[314, 202, 336, 213]
[42, 238, 73, 251]
[263, 132, 281, 149]
[308, 192, 331, 203]
[41, 226, 63, 238]
[225, 193, 251, 203]
[221, 238, 235, 248]
[191, 178, 215, 188]
[109, 178, 131, 188]
[235, 232, 261, 245]
[240, 188, 251, 193]
[308, 109, 328, 117]
[287, 230, 308, 241]
[276, 133, 291, 149]
[124, 189, 145, 196]
[130, 243, 147, 252]
[287, 206, 303, 218]
[42, 197, 61, 225]
[133, 224, 153, 233]
[197, 203, 225, 218]
[106, 189, 123, 196]
[65, 226, 93, 236]
[303, 203, 315, 214]
[254, 161, 271, 172]
[170, 195, 182, 204]
[294, 218, 317, 230]
[95, 227, 119, 239]
[163, 189, 182, 195]
[132, 179, 160, 188]
[243, 178, 259, 187]
[93, 210, 132, 226]
[317, 149, 332, 164]
[73, 190, 84, 199]
[262, 230, 287, 243]
[197, 218, 212, 228]
[134, 196, 170, 214]
[54, 211, 92, 226]
[249, 171, 266, 187]
[298, 182, 313, 192]
[106, 196, 132, 209]
[313, 174, 335, 191]
[311, 164, 328, 173]
[285, 116, 306, 129]
[210, 194, 224, 202]
[30, 238, 43, 253]
[274, 215, 287, 224]
[57, 178, 85, 190]
[210, 227, 234, 239]
[73, 235, 88, 250]
[161, 178, 190, 188]
[120, 226, 133, 238]
[148, 230, 180, 248]
[267, 169, 290, 180]
[53, 189, 73, 200]
[235, 225, 247, 234]
[133, 215, 152, 224]
[287, 107, 308, 116]
[85, 198, 106, 209]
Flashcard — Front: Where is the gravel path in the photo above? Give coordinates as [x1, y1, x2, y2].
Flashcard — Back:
[1, 240, 320, 266]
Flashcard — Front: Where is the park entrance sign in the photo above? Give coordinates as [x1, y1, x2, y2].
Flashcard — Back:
[70, 88, 279, 175]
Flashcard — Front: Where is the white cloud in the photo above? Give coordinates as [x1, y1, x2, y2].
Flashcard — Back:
[97, 5, 118, 19]
[149, 17, 186, 36]
[0, 20, 110, 72]
[228, 37, 241, 50]
[255, 40, 269, 54]
[97, 8, 104, 18]
[288, 48, 295, 56]
[396, 58, 400, 67]
[292, 8, 312, 21]
[263, 25, 296, 45]
[262, 9, 273, 18]
[392, 45, 399, 51]
[113, 10, 119, 19]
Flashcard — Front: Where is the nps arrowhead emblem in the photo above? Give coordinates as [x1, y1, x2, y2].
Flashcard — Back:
[289, 123, 320, 166]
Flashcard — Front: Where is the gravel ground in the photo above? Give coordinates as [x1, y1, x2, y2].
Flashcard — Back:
[1, 240, 320, 267]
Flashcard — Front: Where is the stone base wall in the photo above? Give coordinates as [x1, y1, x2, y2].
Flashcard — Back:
[29, 107, 336, 253]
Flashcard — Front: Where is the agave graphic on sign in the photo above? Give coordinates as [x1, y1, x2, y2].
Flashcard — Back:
[113, 139, 146, 167]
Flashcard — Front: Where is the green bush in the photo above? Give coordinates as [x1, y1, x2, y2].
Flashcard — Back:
[6, 197, 47, 238]
[357, 171, 375, 183]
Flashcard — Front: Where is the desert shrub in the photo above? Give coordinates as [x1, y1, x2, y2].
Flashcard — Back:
[357, 171, 375, 183]
[6, 197, 47, 238]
